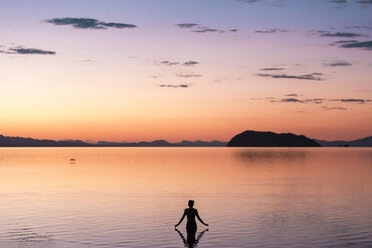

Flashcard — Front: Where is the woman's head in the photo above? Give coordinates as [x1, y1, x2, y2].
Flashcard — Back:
[188, 200, 194, 208]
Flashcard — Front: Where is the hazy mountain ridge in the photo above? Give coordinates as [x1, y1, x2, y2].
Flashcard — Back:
[96, 139, 227, 147]
[1, 133, 372, 147]
[314, 136, 372, 147]
[0, 135, 91, 147]
[0, 135, 227, 147]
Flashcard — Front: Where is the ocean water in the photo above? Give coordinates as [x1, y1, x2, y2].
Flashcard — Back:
[0, 147, 371, 247]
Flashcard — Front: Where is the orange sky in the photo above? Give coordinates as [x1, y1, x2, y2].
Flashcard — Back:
[0, 0, 371, 142]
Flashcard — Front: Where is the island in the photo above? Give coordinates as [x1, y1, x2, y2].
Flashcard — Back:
[227, 130, 321, 147]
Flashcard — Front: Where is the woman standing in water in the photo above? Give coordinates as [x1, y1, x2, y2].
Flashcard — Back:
[175, 200, 209, 238]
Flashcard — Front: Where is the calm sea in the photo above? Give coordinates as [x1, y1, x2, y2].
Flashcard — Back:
[0, 148, 371, 247]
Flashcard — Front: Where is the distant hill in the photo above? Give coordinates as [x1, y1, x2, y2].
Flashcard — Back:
[0, 134, 227, 147]
[227, 131, 321, 147]
[96, 139, 227, 147]
[2, 133, 371, 147]
[314, 136, 372, 147]
[0, 135, 92, 147]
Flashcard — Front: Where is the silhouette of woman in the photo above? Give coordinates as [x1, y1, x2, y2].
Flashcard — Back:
[175, 200, 208, 242]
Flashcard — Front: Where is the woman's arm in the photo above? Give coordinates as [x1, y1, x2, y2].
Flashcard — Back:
[175, 210, 187, 227]
[196, 210, 208, 226]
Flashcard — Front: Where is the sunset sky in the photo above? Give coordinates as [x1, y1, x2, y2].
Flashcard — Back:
[1, 0, 371, 142]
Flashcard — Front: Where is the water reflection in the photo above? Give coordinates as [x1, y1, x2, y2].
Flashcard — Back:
[175, 228, 208, 247]
[236, 149, 308, 164]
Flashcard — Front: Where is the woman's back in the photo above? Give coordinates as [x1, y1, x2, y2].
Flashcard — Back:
[185, 208, 198, 223]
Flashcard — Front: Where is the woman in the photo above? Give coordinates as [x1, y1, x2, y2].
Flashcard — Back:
[175, 200, 209, 237]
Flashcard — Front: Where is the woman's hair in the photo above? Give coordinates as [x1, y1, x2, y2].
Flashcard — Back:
[188, 200, 194, 208]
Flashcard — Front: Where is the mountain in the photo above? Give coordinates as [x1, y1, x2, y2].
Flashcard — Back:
[0, 134, 227, 147]
[0, 135, 92, 147]
[96, 139, 227, 147]
[97, 139, 172, 147]
[314, 136, 372, 147]
[227, 131, 321, 147]
[2, 133, 371, 147]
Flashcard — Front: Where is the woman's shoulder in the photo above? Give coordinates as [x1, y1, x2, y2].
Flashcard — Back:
[185, 208, 198, 212]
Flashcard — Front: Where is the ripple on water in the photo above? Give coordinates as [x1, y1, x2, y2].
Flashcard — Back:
[0, 148, 372, 247]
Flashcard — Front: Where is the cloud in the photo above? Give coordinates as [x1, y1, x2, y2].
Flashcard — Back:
[158, 61, 180, 66]
[45, 17, 137, 29]
[77, 59, 92, 63]
[332, 40, 359, 44]
[252, 95, 324, 104]
[322, 106, 348, 110]
[346, 25, 372, 30]
[176, 74, 202, 78]
[176, 23, 198, 28]
[260, 67, 285, 71]
[329, 0, 347, 3]
[156, 60, 199, 67]
[269, 97, 324, 104]
[257, 72, 324, 81]
[255, 29, 287, 34]
[69, 59, 92, 64]
[184, 61, 199, 66]
[319, 32, 365, 38]
[271, 0, 288, 7]
[192, 27, 220, 33]
[237, 0, 261, 2]
[309, 98, 324, 104]
[323, 61, 352, 66]
[236, 0, 288, 7]
[279, 98, 304, 103]
[0, 46, 56, 55]
[252, 95, 370, 106]
[357, 0, 372, 4]
[285, 94, 299, 97]
[339, 40, 372, 50]
[159, 84, 191, 88]
[330, 98, 371, 104]
[176, 23, 236, 34]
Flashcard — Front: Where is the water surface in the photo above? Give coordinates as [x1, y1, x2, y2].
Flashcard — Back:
[0, 148, 371, 247]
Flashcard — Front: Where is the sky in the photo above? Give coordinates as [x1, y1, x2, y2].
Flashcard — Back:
[0, 0, 371, 142]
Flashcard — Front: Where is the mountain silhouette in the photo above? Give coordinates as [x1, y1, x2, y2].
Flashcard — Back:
[227, 131, 321, 147]
[96, 139, 227, 147]
[0, 135, 91, 147]
[314, 136, 372, 147]
[0, 134, 227, 147]
[2, 133, 371, 147]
